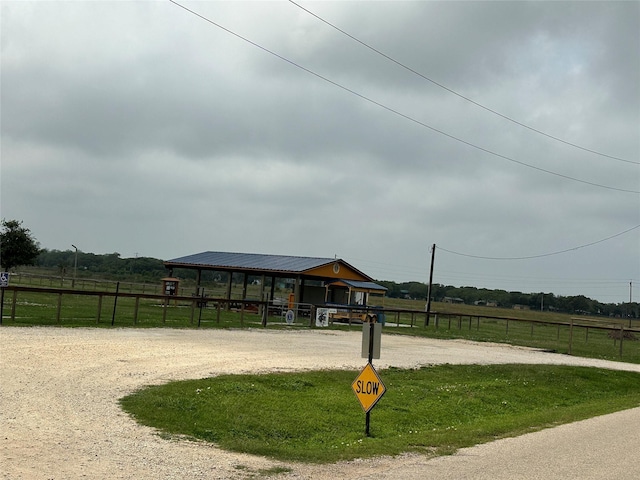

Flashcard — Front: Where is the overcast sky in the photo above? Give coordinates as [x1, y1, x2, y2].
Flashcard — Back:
[1, 1, 639, 303]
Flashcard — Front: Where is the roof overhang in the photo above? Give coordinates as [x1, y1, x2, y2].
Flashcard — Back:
[326, 279, 388, 292]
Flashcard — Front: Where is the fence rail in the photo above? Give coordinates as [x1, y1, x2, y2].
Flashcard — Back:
[0, 285, 275, 328]
[1, 285, 638, 359]
[6, 272, 160, 294]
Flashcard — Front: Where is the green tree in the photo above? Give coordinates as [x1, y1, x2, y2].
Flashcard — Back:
[0, 219, 41, 271]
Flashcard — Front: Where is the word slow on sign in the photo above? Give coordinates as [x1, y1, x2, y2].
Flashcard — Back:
[354, 379, 382, 396]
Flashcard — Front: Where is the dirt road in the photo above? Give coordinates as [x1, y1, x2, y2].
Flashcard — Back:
[1, 327, 639, 479]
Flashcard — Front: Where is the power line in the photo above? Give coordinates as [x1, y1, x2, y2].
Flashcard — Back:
[168, 1, 640, 194]
[346, 256, 639, 289]
[436, 272, 638, 286]
[438, 224, 640, 260]
[289, 0, 640, 166]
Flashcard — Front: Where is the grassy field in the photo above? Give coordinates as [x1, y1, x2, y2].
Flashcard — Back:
[380, 316, 640, 363]
[3, 287, 639, 363]
[0, 289, 263, 328]
[120, 364, 640, 463]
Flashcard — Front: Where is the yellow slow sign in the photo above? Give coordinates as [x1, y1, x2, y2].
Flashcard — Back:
[351, 362, 386, 413]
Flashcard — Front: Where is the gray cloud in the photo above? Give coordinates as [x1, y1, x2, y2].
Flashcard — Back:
[1, 1, 638, 302]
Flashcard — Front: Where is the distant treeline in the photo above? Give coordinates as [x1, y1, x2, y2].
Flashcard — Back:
[35, 249, 637, 318]
[37, 249, 168, 280]
[377, 280, 638, 318]
[36, 249, 249, 283]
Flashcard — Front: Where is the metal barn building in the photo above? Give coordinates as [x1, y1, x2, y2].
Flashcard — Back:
[164, 251, 386, 309]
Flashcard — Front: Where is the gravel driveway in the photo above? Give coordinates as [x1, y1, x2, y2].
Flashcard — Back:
[1, 327, 639, 479]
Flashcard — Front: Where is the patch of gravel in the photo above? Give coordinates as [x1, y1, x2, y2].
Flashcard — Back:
[1, 327, 639, 479]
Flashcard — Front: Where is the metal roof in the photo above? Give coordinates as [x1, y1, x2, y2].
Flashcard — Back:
[165, 251, 339, 274]
[328, 279, 388, 291]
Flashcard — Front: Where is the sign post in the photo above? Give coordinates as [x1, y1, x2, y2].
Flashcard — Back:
[352, 321, 386, 436]
[361, 322, 381, 359]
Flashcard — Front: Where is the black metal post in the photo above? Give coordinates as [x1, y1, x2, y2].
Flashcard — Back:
[365, 410, 371, 437]
[366, 321, 375, 436]
[368, 321, 375, 363]
[111, 281, 120, 326]
[0, 287, 5, 325]
[198, 288, 205, 327]
[425, 244, 436, 326]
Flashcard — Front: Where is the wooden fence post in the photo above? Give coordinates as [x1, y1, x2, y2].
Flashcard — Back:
[11, 289, 17, 321]
[133, 296, 140, 325]
[260, 293, 272, 327]
[307, 305, 313, 328]
[162, 297, 168, 324]
[56, 293, 62, 324]
[568, 318, 574, 355]
[96, 294, 102, 324]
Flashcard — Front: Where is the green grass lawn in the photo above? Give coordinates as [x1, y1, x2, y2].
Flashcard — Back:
[120, 364, 640, 463]
[1, 290, 263, 328]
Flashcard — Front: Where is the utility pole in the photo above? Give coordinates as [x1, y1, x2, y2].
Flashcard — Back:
[629, 281, 635, 329]
[424, 244, 436, 327]
[71, 244, 78, 288]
